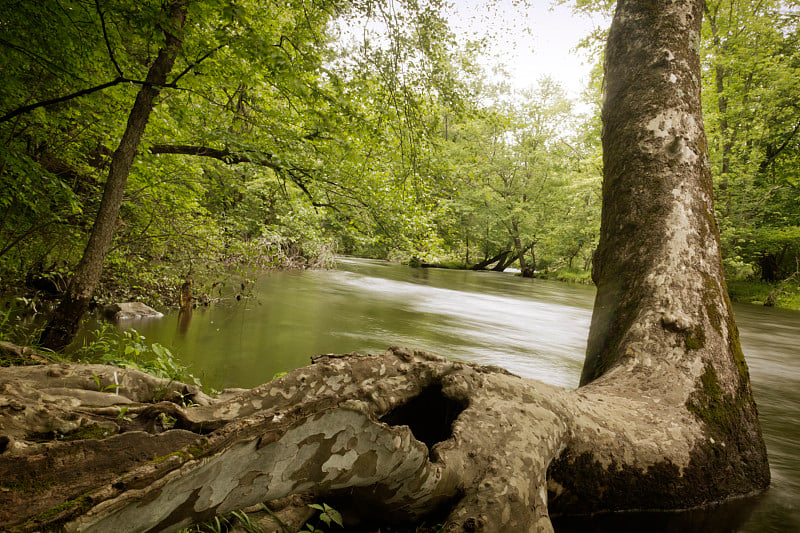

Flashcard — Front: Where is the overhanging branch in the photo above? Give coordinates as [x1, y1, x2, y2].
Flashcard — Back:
[0, 77, 181, 124]
[148, 144, 334, 208]
[0, 78, 125, 124]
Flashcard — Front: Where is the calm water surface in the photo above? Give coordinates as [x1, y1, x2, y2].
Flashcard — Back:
[121, 258, 799, 532]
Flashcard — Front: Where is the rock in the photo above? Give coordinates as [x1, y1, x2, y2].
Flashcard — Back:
[102, 302, 163, 321]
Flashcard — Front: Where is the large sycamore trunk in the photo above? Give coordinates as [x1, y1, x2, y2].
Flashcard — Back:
[0, 0, 769, 531]
[575, 0, 769, 509]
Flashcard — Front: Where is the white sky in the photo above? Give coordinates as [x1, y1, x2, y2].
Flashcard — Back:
[444, 1, 610, 103]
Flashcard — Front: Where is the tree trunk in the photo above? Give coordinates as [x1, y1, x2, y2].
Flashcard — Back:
[578, 0, 769, 504]
[511, 222, 534, 278]
[1, 1, 769, 531]
[705, 5, 733, 218]
[0, 338, 767, 533]
[39, 0, 189, 351]
[471, 249, 511, 270]
[491, 250, 516, 272]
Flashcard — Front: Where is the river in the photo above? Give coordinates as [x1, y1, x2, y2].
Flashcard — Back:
[119, 257, 799, 531]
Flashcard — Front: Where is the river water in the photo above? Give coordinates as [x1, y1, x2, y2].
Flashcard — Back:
[120, 257, 799, 531]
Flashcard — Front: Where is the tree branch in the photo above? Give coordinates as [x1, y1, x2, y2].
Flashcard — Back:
[170, 43, 229, 86]
[0, 77, 181, 124]
[149, 144, 281, 169]
[758, 120, 800, 174]
[95, 0, 124, 77]
[0, 78, 124, 124]
[148, 144, 335, 208]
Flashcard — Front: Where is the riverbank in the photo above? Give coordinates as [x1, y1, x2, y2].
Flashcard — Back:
[727, 280, 800, 311]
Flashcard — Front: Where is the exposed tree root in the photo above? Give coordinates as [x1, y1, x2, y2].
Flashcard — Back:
[0, 346, 766, 532]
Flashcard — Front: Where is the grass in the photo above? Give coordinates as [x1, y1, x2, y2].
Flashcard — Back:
[727, 280, 800, 311]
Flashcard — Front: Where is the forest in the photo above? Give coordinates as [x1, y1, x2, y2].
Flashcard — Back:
[0, 0, 795, 531]
[1, 0, 798, 326]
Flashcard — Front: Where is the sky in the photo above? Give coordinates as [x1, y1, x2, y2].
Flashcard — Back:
[444, 0, 610, 104]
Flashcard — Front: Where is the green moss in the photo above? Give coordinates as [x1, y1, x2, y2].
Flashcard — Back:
[701, 273, 724, 335]
[149, 450, 191, 465]
[26, 423, 116, 443]
[24, 493, 94, 529]
[687, 365, 724, 425]
[186, 441, 208, 458]
[686, 363, 750, 439]
[2, 475, 53, 494]
[685, 326, 706, 350]
[66, 424, 115, 441]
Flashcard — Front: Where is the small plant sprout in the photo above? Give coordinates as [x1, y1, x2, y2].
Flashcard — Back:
[309, 503, 343, 529]
[117, 407, 132, 423]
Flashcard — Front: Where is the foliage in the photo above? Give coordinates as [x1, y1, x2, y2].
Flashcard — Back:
[2, 0, 799, 316]
[429, 78, 601, 274]
[702, 0, 800, 283]
[0, 0, 602, 305]
[74, 324, 200, 386]
[566, 0, 800, 302]
[0, 0, 483, 307]
[304, 503, 344, 531]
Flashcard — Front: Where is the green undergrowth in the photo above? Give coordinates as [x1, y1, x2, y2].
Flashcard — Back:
[727, 279, 800, 311]
[177, 501, 446, 533]
[0, 310, 202, 391]
[177, 502, 345, 533]
[73, 324, 203, 388]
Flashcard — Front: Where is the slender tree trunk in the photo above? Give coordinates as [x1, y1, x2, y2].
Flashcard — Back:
[492, 249, 517, 271]
[511, 221, 531, 277]
[40, 1, 189, 350]
[471, 250, 511, 270]
[710, 22, 733, 218]
[528, 243, 536, 275]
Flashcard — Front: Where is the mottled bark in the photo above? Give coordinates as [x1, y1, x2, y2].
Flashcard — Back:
[39, 0, 188, 351]
[0, 339, 766, 532]
[578, 0, 768, 506]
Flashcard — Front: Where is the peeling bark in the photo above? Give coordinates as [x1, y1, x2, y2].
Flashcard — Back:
[0, 341, 765, 532]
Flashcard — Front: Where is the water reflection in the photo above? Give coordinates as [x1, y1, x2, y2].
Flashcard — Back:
[176, 308, 192, 336]
[553, 494, 764, 533]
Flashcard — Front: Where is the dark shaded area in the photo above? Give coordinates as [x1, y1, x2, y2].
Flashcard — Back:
[552, 493, 763, 533]
[548, 442, 769, 519]
[380, 384, 467, 451]
[0, 430, 199, 528]
[311, 492, 453, 533]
